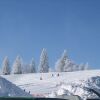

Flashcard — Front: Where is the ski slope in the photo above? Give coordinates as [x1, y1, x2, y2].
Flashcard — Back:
[0, 77, 31, 97]
[1, 70, 100, 97]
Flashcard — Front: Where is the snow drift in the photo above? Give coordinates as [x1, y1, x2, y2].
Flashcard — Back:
[48, 76, 100, 100]
[0, 76, 31, 97]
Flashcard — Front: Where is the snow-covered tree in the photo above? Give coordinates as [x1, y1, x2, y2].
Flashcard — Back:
[29, 58, 36, 73]
[72, 64, 79, 71]
[38, 48, 49, 73]
[63, 58, 75, 72]
[84, 62, 89, 70]
[22, 64, 30, 74]
[78, 62, 89, 71]
[2, 56, 10, 75]
[55, 50, 67, 72]
[0, 69, 2, 75]
[12, 56, 22, 74]
[49, 68, 53, 72]
[78, 63, 85, 70]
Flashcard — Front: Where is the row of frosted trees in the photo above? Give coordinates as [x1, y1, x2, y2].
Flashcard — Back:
[1, 48, 89, 75]
[2, 56, 36, 75]
[55, 50, 89, 72]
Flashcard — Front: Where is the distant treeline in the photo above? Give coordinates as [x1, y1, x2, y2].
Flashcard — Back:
[1, 48, 89, 75]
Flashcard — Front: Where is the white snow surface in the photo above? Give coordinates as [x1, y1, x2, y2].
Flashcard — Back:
[1, 70, 100, 99]
[0, 76, 31, 97]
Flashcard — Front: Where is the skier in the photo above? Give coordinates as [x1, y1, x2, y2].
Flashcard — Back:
[57, 73, 60, 77]
[52, 74, 54, 77]
[40, 77, 42, 80]
[29, 91, 30, 94]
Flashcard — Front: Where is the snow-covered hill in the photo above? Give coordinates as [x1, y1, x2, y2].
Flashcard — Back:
[0, 77, 31, 97]
[1, 70, 100, 99]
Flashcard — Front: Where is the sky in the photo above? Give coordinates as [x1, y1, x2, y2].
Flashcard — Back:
[0, 0, 100, 69]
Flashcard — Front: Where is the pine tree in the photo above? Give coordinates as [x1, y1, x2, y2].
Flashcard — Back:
[49, 68, 53, 72]
[55, 50, 67, 72]
[22, 64, 30, 74]
[0, 69, 2, 75]
[12, 56, 22, 74]
[84, 62, 89, 70]
[2, 56, 10, 75]
[72, 64, 79, 71]
[63, 59, 75, 72]
[78, 63, 85, 70]
[38, 48, 49, 73]
[29, 58, 36, 73]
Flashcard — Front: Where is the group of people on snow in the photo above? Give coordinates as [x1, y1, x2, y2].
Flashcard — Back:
[40, 73, 60, 80]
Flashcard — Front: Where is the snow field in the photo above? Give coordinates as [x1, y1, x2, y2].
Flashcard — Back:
[1, 70, 100, 94]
